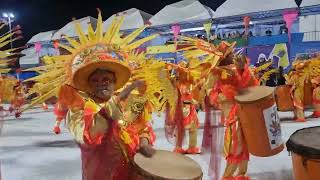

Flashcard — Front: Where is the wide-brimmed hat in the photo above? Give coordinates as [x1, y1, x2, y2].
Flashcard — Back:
[71, 45, 131, 93]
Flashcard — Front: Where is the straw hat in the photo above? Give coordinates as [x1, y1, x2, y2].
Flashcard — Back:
[71, 45, 131, 93]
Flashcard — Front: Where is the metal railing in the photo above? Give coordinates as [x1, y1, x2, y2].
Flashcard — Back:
[302, 31, 320, 41]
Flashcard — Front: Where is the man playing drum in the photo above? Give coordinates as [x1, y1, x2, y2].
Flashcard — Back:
[37, 13, 158, 180]
[210, 54, 258, 180]
[287, 63, 306, 122]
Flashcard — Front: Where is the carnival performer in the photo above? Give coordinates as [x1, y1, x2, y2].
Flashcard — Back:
[287, 62, 306, 122]
[9, 81, 25, 117]
[311, 74, 320, 118]
[212, 55, 258, 180]
[165, 61, 201, 154]
[178, 37, 258, 179]
[65, 68, 155, 179]
[0, 21, 23, 118]
[22, 12, 163, 180]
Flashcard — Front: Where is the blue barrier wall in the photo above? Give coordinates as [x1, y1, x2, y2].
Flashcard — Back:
[290, 41, 320, 60]
[248, 34, 288, 46]
[8, 71, 38, 81]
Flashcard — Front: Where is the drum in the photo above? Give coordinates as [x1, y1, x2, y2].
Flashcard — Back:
[235, 86, 284, 157]
[275, 85, 294, 111]
[286, 126, 320, 180]
[304, 81, 313, 107]
[132, 150, 203, 180]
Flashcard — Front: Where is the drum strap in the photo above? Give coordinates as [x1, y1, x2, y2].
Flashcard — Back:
[224, 104, 239, 158]
[302, 157, 320, 169]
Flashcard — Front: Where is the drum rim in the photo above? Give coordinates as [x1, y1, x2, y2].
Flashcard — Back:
[235, 86, 275, 103]
[133, 150, 203, 179]
[286, 126, 320, 159]
[275, 85, 292, 89]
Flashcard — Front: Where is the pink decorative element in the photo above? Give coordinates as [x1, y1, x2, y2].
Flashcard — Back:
[35, 42, 42, 53]
[136, 47, 146, 53]
[243, 16, 250, 36]
[283, 9, 298, 44]
[171, 24, 181, 42]
[53, 40, 59, 49]
[201, 96, 224, 180]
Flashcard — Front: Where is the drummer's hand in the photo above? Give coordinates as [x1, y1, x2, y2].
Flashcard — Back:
[139, 138, 156, 158]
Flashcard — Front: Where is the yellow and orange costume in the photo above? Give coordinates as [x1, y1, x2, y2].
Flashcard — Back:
[210, 57, 258, 180]
[58, 85, 156, 179]
[177, 37, 259, 179]
[0, 22, 24, 118]
[52, 102, 68, 134]
[286, 59, 320, 121]
[287, 68, 305, 122]
[311, 76, 320, 117]
[22, 12, 179, 180]
[166, 61, 201, 154]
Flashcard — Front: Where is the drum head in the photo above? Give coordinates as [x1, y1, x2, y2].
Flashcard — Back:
[134, 150, 202, 179]
[286, 126, 320, 159]
[235, 86, 274, 103]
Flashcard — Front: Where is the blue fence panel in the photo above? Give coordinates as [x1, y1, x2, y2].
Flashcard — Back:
[249, 34, 288, 46]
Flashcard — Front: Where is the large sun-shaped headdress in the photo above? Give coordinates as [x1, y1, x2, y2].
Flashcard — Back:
[23, 11, 158, 110]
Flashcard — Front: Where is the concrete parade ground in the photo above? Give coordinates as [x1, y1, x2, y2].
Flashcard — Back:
[0, 107, 318, 180]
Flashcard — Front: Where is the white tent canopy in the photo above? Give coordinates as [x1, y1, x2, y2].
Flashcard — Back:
[21, 47, 36, 56]
[103, 8, 152, 30]
[52, 16, 97, 40]
[149, 0, 214, 26]
[19, 54, 40, 65]
[214, 0, 297, 18]
[20, 48, 39, 65]
[27, 30, 56, 44]
[300, 0, 320, 7]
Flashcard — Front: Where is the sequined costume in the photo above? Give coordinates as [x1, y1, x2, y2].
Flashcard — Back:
[209, 61, 258, 180]
[64, 92, 155, 180]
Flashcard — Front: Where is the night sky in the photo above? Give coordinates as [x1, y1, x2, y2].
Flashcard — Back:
[1, 0, 226, 46]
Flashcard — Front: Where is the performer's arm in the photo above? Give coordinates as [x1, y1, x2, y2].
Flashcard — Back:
[137, 102, 156, 157]
[117, 80, 145, 101]
[66, 107, 109, 145]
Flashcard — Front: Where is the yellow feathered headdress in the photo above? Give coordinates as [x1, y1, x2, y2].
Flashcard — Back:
[0, 22, 22, 73]
[23, 11, 158, 111]
[121, 51, 178, 115]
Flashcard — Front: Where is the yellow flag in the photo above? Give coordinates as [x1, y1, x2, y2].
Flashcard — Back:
[146, 44, 176, 54]
[203, 22, 212, 40]
[269, 43, 289, 68]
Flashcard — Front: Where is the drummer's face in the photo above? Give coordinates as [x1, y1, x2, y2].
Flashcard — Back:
[88, 69, 116, 100]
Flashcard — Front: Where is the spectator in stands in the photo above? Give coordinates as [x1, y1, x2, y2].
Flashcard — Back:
[266, 29, 272, 36]
[249, 31, 253, 37]
[280, 26, 288, 34]
[231, 32, 236, 39]
[217, 34, 221, 40]
[236, 31, 241, 38]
